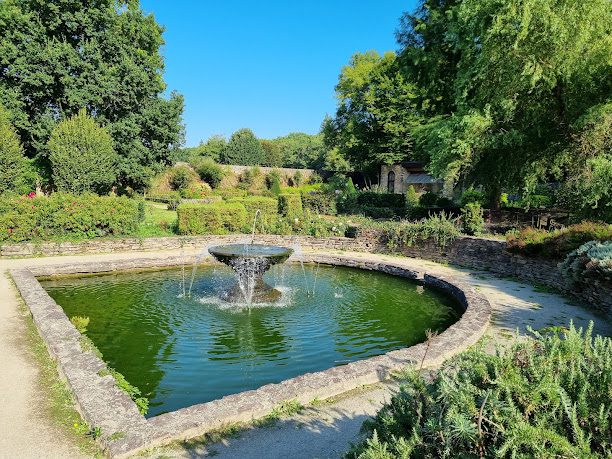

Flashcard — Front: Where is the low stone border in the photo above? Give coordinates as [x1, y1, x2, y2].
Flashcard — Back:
[11, 252, 490, 457]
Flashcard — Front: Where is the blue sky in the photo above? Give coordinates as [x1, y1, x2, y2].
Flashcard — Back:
[140, 1, 417, 146]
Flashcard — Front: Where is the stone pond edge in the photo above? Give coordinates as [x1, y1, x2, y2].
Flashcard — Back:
[10, 251, 491, 458]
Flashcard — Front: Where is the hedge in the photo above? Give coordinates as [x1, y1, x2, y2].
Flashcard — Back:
[278, 193, 303, 220]
[228, 196, 278, 230]
[176, 202, 247, 235]
[301, 191, 337, 215]
[357, 191, 405, 208]
[0, 193, 140, 242]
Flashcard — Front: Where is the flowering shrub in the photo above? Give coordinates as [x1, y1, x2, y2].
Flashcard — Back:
[0, 193, 140, 242]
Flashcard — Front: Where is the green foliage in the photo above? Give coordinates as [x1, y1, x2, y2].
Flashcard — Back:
[302, 192, 337, 216]
[405, 186, 419, 209]
[379, 212, 460, 249]
[460, 188, 487, 207]
[99, 368, 148, 415]
[69, 316, 90, 334]
[220, 129, 265, 166]
[193, 158, 225, 189]
[292, 170, 303, 187]
[0, 193, 139, 242]
[47, 110, 117, 194]
[0, 104, 32, 194]
[228, 196, 278, 231]
[357, 192, 405, 209]
[324, 51, 419, 169]
[560, 240, 612, 285]
[266, 170, 282, 196]
[267, 132, 327, 169]
[183, 135, 227, 162]
[176, 202, 247, 235]
[507, 222, 612, 259]
[0, 0, 184, 190]
[399, 0, 612, 205]
[418, 192, 438, 207]
[260, 139, 283, 167]
[278, 193, 303, 221]
[461, 202, 485, 236]
[168, 165, 196, 191]
[350, 322, 611, 458]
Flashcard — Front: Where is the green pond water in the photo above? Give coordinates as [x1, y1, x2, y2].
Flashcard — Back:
[41, 263, 460, 417]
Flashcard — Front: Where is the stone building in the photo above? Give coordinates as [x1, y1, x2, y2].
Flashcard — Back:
[380, 162, 444, 194]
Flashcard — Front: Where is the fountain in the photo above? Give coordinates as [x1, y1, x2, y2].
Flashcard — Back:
[208, 243, 293, 304]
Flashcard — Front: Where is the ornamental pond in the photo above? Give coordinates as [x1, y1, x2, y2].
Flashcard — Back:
[41, 261, 460, 417]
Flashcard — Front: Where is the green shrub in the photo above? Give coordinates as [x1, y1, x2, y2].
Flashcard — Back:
[357, 192, 405, 208]
[560, 240, 612, 285]
[360, 206, 400, 219]
[349, 323, 611, 459]
[228, 196, 278, 231]
[506, 221, 612, 259]
[212, 189, 248, 200]
[48, 109, 118, 194]
[461, 202, 485, 235]
[0, 104, 32, 194]
[176, 202, 247, 235]
[266, 169, 282, 195]
[278, 193, 303, 221]
[292, 170, 303, 187]
[419, 191, 438, 207]
[301, 192, 337, 215]
[436, 196, 454, 207]
[405, 185, 419, 208]
[194, 158, 225, 188]
[460, 187, 487, 207]
[169, 165, 197, 191]
[383, 212, 460, 249]
[0, 193, 140, 242]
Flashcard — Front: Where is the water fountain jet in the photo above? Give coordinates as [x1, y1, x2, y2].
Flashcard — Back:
[208, 243, 293, 304]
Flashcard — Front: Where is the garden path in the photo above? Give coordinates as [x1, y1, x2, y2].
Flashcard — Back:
[0, 249, 609, 459]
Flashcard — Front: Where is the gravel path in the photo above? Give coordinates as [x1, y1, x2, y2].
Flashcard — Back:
[1, 249, 609, 459]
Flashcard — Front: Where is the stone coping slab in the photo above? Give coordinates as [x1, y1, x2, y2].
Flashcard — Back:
[11, 251, 490, 458]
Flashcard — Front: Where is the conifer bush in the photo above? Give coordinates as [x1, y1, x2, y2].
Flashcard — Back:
[349, 323, 611, 458]
[278, 193, 303, 221]
[48, 109, 118, 194]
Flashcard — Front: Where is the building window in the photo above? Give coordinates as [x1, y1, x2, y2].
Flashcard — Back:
[387, 171, 395, 193]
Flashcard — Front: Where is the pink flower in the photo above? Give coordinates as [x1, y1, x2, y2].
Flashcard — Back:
[27, 192, 36, 199]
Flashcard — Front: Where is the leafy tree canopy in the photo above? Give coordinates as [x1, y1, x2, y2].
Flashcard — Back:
[48, 109, 118, 194]
[398, 0, 612, 210]
[0, 0, 184, 191]
[220, 128, 265, 166]
[323, 50, 420, 171]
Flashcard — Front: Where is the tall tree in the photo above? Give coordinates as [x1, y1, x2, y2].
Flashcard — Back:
[398, 0, 612, 209]
[324, 51, 420, 171]
[0, 0, 184, 190]
[220, 128, 265, 165]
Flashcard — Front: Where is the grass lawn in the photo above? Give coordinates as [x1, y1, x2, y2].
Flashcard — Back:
[135, 202, 178, 237]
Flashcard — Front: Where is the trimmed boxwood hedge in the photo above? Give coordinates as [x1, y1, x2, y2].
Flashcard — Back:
[301, 191, 337, 215]
[278, 193, 303, 220]
[228, 196, 278, 230]
[177, 202, 247, 235]
[0, 193, 140, 242]
[357, 191, 405, 208]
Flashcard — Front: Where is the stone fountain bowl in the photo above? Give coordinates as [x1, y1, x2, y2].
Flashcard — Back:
[208, 244, 293, 266]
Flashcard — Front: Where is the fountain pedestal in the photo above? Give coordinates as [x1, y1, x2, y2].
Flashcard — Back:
[208, 244, 293, 304]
